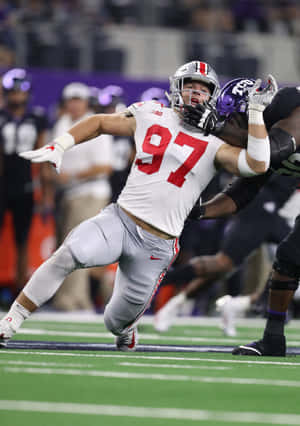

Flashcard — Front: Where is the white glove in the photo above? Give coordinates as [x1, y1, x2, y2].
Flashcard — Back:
[19, 143, 65, 172]
[19, 132, 75, 173]
[248, 74, 278, 112]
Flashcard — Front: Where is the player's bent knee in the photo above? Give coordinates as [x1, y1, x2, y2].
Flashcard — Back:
[103, 307, 125, 336]
[103, 311, 126, 336]
[52, 243, 78, 273]
[216, 253, 234, 273]
[273, 257, 300, 281]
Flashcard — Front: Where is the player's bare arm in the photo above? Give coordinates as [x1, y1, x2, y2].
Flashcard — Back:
[19, 111, 136, 172]
[68, 110, 136, 142]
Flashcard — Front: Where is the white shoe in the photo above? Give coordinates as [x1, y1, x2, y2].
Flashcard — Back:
[0, 317, 16, 347]
[216, 295, 251, 337]
[154, 293, 186, 332]
[116, 326, 138, 352]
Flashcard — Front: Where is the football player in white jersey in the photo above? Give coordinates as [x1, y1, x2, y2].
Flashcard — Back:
[0, 61, 275, 351]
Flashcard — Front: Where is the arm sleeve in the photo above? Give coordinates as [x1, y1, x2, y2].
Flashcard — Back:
[223, 171, 272, 211]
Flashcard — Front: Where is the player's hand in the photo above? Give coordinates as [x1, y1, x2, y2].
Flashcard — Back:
[183, 102, 223, 136]
[248, 74, 278, 111]
[19, 143, 64, 173]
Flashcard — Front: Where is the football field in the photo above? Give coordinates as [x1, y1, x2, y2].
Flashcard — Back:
[1, 313, 300, 426]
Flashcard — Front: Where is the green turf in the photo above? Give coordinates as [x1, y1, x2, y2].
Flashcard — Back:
[1, 318, 300, 425]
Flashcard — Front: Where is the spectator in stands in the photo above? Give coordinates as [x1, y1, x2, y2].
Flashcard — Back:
[0, 68, 50, 296]
[230, 0, 270, 33]
[51, 82, 113, 311]
[268, 0, 300, 36]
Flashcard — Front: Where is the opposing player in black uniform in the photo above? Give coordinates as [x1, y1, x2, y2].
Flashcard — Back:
[0, 68, 49, 293]
[154, 79, 298, 334]
[183, 78, 300, 356]
[154, 174, 296, 333]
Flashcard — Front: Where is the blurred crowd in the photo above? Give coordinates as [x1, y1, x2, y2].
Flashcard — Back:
[0, 0, 299, 70]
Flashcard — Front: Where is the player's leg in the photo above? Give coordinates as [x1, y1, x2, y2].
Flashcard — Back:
[233, 214, 300, 356]
[215, 203, 287, 336]
[10, 193, 34, 292]
[53, 195, 108, 311]
[104, 207, 179, 350]
[0, 204, 124, 345]
[154, 251, 234, 332]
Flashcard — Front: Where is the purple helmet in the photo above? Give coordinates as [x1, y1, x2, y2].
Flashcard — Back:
[140, 87, 169, 106]
[216, 78, 255, 118]
[98, 85, 125, 107]
[2, 68, 31, 93]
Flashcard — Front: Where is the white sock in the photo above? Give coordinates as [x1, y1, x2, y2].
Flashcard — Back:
[3, 301, 31, 332]
[232, 296, 251, 313]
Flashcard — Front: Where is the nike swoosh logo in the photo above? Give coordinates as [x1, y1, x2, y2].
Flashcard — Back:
[150, 256, 161, 260]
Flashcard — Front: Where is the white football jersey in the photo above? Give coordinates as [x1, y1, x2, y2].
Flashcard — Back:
[117, 101, 225, 237]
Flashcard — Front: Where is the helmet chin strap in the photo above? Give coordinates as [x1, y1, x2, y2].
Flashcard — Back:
[165, 91, 171, 103]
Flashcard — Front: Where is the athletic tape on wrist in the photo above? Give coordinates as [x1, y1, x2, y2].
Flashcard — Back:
[54, 132, 75, 151]
[248, 107, 265, 125]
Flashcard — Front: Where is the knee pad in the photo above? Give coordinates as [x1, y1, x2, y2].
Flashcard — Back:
[52, 243, 78, 273]
[273, 258, 300, 280]
[103, 306, 124, 336]
[268, 278, 299, 292]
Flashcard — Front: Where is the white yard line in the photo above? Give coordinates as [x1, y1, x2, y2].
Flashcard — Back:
[0, 360, 92, 368]
[119, 362, 231, 370]
[0, 310, 288, 326]
[1, 310, 300, 330]
[0, 400, 300, 424]
[14, 328, 300, 346]
[4, 366, 300, 388]
[14, 328, 300, 345]
[1, 349, 299, 366]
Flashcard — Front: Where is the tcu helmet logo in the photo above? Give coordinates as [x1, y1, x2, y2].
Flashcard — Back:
[275, 152, 300, 177]
[232, 79, 254, 97]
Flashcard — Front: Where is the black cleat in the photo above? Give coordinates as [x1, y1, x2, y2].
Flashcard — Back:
[232, 333, 286, 357]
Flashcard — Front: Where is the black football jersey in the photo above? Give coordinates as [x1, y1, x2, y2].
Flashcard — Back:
[264, 86, 300, 130]
[264, 86, 300, 177]
[1, 107, 48, 194]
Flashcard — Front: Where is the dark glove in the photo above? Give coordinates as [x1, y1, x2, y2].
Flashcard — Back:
[183, 102, 224, 136]
[187, 197, 206, 220]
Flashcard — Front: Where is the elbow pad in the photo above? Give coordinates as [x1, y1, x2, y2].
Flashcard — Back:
[238, 132, 270, 176]
[238, 150, 259, 176]
[269, 127, 297, 169]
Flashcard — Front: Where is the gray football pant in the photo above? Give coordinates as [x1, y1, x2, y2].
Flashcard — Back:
[24, 204, 179, 335]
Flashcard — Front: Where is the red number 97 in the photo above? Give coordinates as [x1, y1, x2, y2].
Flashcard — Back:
[136, 124, 208, 188]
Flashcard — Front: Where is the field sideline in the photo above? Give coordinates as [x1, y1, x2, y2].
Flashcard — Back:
[1, 312, 300, 425]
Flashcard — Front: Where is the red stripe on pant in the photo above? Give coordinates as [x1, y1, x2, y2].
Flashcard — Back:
[127, 237, 180, 330]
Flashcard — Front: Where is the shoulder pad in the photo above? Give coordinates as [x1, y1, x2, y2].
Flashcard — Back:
[127, 100, 164, 116]
[264, 87, 300, 129]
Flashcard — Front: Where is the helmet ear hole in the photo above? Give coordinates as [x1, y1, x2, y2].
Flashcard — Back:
[216, 78, 255, 118]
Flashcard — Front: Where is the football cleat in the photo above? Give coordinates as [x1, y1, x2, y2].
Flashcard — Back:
[154, 293, 186, 332]
[216, 295, 251, 337]
[232, 333, 286, 357]
[116, 326, 138, 352]
[0, 317, 16, 347]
